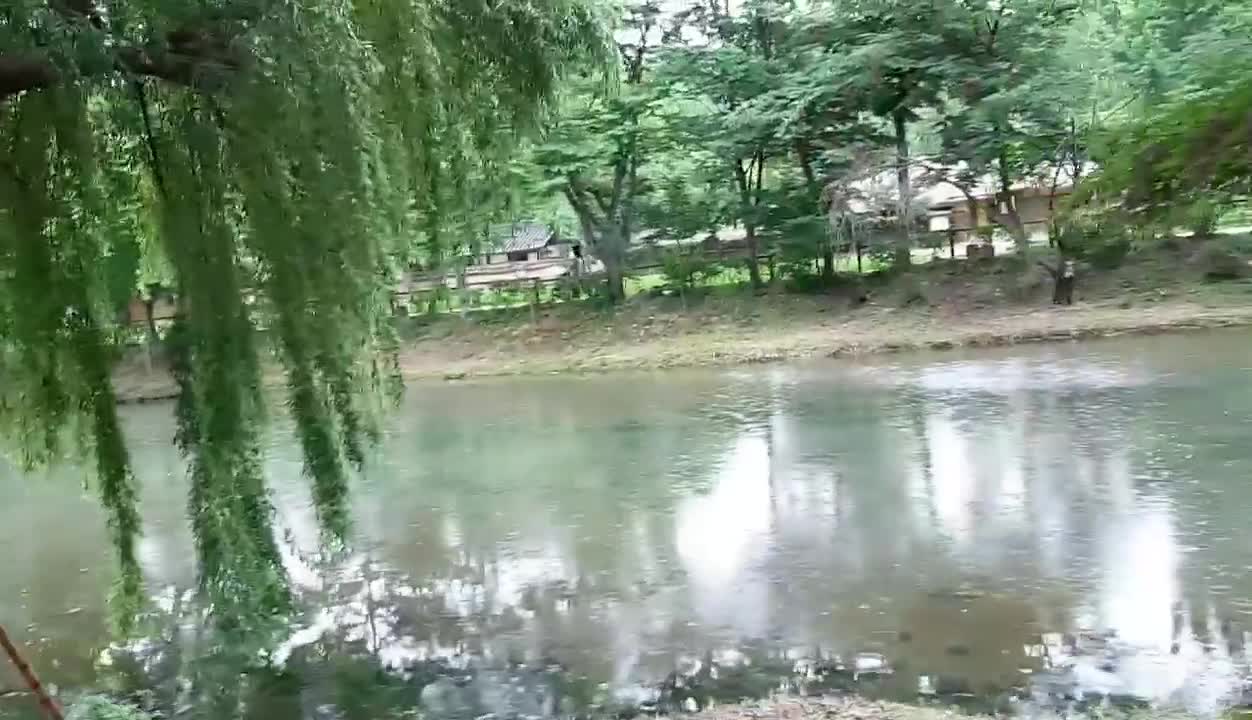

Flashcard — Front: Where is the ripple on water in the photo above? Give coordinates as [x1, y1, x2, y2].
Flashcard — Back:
[6, 333, 1252, 717]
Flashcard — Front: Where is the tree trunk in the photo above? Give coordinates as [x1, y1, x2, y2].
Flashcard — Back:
[892, 109, 913, 269]
[1052, 263, 1075, 305]
[796, 134, 830, 283]
[457, 263, 469, 318]
[143, 297, 159, 371]
[996, 155, 1028, 253]
[733, 155, 765, 289]
[605, 260, 626, 303]
[997, 202, 1028, 251]
[595, 225, 629, 304]
[748, 151, 766, 288]
[745, 224, 763, 288]
[573, 254, 584, 298]
[966, 195, 982, 243]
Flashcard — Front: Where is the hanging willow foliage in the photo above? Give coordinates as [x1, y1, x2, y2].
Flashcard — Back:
[0, 0, 609, 628]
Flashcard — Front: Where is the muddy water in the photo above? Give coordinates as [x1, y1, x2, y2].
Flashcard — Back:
[4, 331, 1252, 717]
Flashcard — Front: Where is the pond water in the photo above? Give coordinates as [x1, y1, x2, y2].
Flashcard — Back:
[4, 330, 1252, 718]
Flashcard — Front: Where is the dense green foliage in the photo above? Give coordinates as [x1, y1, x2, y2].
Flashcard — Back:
[524, 0, 1251, 288]
[1083, 2, 1252, 225]
[0, 0, 606, 627]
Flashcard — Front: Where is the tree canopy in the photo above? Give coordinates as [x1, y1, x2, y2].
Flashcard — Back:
[523, 0, 1252, 281]
[0, 0, 608, 628]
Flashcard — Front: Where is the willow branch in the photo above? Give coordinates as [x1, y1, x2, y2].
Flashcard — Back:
[132, 79, 169, 199]
[1, 2, 255, 100]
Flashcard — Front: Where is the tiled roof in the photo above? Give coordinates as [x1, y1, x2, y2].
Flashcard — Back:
[489, 223, 555, 253]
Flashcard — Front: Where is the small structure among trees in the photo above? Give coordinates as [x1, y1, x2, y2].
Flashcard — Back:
[473, 223, 578, 265]
[923, 164, 1092, 245]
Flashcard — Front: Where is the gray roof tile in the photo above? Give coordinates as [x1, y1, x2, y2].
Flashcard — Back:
[489, 223, 555, 253]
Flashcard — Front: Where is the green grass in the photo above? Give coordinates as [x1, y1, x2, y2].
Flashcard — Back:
[624, 253, 893, 299]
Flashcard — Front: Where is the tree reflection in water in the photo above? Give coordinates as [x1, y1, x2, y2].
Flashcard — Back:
[7, 339, 1252, 718]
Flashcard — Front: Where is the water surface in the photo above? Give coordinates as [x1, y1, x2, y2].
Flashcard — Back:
[4, 330, 1252, 717]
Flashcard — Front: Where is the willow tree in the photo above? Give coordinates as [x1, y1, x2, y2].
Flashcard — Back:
[0, 0, 607, 628]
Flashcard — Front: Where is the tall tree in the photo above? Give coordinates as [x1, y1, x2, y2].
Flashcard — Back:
[803, 0, 954, 266]
[536, 1, 661, 303]
[921, 0, 1076, 253]
[657, 0, 796, 288]
[0, 0, 608, 626]
[755, 3, 880, 278]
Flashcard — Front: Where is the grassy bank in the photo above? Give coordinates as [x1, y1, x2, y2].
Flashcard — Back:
[112, 246, 1252, 402]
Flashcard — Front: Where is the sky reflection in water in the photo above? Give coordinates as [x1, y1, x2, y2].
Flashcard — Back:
[3, 331, 1252, 716]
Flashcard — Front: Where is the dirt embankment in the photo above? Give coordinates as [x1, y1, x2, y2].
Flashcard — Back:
[112, 252, 1252, 402]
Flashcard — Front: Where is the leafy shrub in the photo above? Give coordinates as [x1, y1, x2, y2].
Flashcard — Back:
[782, 270, 831, 294]
[1084, 236, 1133, 270]
[660, 249, 722, 290]
[1054, 217, 1135, 270]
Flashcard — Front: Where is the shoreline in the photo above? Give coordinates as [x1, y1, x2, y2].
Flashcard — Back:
[112, 292, 1252, 404]
[666, 696, 975, 720]
[399, 299, 1252, 380]
[654, 694, 1205, 720]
